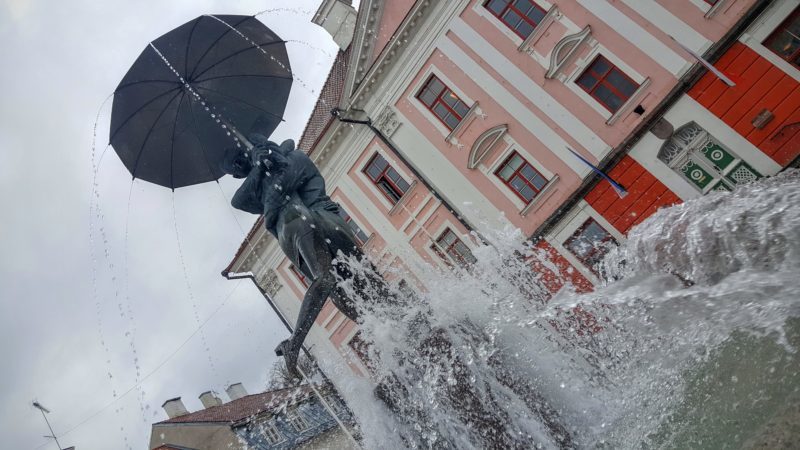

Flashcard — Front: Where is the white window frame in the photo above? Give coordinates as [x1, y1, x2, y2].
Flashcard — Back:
[548, 200, 625, 283]
[425, 223, 478, 269]
[565, 44, 647, 120]
[408, 66, 476, 139]
[484, 136, 556, 211]
[357, 147, 415, 211]
[741, 1, 800, 82]
[288, 411, 311, 432]
[261, 422, 284, 445]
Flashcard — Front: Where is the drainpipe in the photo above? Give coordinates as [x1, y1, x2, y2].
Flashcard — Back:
[530, 0, 772, 240]
[330, 107, 480, 237]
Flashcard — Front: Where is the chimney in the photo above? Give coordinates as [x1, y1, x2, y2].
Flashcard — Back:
[312, 0, 357, 50]
[199, 391, 223, 409]
[161, 397, 189, 419]
[226, 383, 248, 401]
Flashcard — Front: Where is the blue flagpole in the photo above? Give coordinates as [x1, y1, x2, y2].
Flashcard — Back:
[567, 147, 628, 198]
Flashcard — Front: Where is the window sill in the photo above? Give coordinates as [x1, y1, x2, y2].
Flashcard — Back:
[605, 77, 651, 126]
[388, 180, 418, 216]
[446, 101, 479, 144]
[518, 4, 560, 54]
[521, 174, 559, 217]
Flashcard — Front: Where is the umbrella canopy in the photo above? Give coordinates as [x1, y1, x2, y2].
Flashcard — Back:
[110, 14, 292, 189]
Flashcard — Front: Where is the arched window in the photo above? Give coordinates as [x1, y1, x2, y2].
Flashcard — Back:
[657, 122, 761, 193]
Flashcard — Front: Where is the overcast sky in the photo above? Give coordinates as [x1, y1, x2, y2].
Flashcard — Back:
[0, 1, 339, 448]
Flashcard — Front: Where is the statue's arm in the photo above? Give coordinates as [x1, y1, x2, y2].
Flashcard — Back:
[230, 166, 265, 215]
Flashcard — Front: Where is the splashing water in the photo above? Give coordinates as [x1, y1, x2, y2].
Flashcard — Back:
[322, 171, 800, 449]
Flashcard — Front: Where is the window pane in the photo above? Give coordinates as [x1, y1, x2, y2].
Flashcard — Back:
[526, 4, 546, 24]
[433, 103, 450, 121]
[503, 9, 523, 29]
[442, 90, 461, 108]
[591, 57, 610, 76]
[508, 154, 524, 170]
[454, 100, 470, 118]
[510, 175, 526, 193]
[515, 20, 535, 38]
[379, 180, 402, 203]
[498, 164, 515, 181]
[514, 0, 534, 14]
[486, 0, 508, 15]
[531, 172, 548, 190]
[418, 87, 438, 107]
[396, 177, 410, 194]
[520, 164, 536, 181]
[606, 70, 637, 97]
[767, 32, 800, 59]
[594, 84, 623, 112]
[427, 77, 445, 96]
[366, 163, 383, 181]
[576, 73, 597, 92]
[519, 184, 536, 202]
[444, 113, 461, 130]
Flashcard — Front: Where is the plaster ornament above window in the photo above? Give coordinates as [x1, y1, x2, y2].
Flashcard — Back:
[375, 106, 401, 137]
[468, 124, 508, 169]
[258, 268, 282, 298]
[546, 25, 592, 79]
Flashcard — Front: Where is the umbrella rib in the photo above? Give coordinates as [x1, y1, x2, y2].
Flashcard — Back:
[194, 73, 292, 84]
[183, 18, 201, 80]
[189, 40, 286, 81]
[187, 95, 218, 187]
[110, 86, 182, 142]
[115, 79, 180, 93]
[169, 91, 188, 189]
[130, 90, 184, 182]
[194, 85, 286, 122]
[188, 15, 253, 80]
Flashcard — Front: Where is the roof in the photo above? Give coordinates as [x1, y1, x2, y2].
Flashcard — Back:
[155, 385, 314, 425]
[296, 47, 351, 154]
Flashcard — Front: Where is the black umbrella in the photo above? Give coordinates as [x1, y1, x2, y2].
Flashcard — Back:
[110, 14, 292, 189]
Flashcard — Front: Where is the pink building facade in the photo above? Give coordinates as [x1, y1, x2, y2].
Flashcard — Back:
[224, 0, 800, 389]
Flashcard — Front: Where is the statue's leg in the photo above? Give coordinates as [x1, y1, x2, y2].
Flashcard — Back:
[277, 222, 338, 375]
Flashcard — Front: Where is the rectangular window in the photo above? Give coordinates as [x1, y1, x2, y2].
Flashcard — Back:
[495, 151, 549, 203]
[262, 423, 283, 444]
[337, 208, 370, 246]
[484, 0, 547, 38]
[290, 265, 309, 288]
[576, 55, 639, 113]
[288, 413, 310, 432]
[416, 75, 471, 130]
[763, 6, 800, 69]
[324, 394, 344, 414]
[564, 218, 617, 273]
[363, 153, 411, 204]
[348, 331, 373, 369]
[433, 228, 477, 268]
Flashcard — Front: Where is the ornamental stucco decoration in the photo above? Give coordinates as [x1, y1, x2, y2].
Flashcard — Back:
[545, 25, 592, 79]
[376, 106, 401, 137]
[468, 124, 508, 169]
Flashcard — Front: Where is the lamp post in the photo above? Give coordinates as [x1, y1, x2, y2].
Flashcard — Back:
[32, 401, 62, 450]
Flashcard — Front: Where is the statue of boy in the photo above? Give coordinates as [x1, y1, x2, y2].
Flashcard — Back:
[221, 134, 368, 376]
